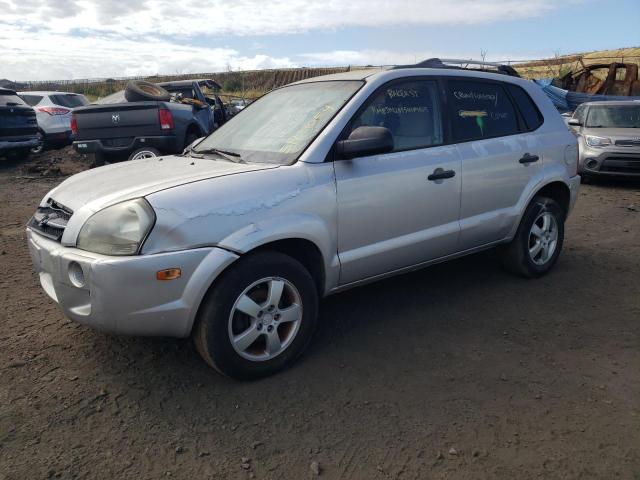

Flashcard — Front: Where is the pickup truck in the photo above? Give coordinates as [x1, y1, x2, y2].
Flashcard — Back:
[0, 88, 39, 160]
[72, 79, 227, 163]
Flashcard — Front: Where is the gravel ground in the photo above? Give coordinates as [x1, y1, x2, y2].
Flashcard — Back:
[1, 152, 639, 480]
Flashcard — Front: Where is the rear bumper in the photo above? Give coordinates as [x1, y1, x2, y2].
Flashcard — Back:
[44, 130, 73, 145]
[73, 135, 180, 157]
[27, 228, 239, 337]
[0, 137, 39, 151]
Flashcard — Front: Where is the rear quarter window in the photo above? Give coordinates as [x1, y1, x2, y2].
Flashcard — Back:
[506, 84, 543, 131]
[19, 94, 44, 106]
[447, 80, 519, 142]
[0, 94, 28, 107]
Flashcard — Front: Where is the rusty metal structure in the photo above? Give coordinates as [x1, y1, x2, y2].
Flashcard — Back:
[560, 62, 640, 96]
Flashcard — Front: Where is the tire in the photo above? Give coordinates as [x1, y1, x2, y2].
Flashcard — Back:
[500, 196, 565, 278]
[194, 251, 319, 380]
[124, 81, 171, 102]
[31, 131, 45, 154]
[128, 147, 161, 161]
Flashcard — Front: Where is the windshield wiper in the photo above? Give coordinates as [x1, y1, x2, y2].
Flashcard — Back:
[194, 147, 244, 163]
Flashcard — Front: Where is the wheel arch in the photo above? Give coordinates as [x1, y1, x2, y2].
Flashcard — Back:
[533, 181, 571, 218]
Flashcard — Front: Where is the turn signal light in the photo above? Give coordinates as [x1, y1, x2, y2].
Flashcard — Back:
[156, 268, 181, 281]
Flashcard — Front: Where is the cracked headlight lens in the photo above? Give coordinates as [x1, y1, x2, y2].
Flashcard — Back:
[77, 198, 155, 255]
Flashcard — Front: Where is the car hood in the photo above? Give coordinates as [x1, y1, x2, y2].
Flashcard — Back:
[582, 127, 640, 140]
[44, 155, 279, 213]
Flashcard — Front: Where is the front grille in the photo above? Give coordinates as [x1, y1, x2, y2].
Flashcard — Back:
[28, 199, 73, 241]
[601, 156, 640, 174]
[615, 139, 640, 147]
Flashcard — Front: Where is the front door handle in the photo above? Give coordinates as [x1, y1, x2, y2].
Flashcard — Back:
[519, 153, 539, 164]
[428, 168, 456, 181]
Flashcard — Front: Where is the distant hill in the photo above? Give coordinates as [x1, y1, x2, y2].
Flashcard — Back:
[13, 47, 640, 100]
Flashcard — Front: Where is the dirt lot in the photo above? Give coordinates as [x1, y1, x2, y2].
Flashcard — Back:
[1, 150, 639, 480]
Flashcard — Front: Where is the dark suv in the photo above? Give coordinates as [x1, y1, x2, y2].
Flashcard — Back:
[0, 88, 39, 160]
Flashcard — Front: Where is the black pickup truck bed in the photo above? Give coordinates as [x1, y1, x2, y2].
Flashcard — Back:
[72, 79, 225, 162]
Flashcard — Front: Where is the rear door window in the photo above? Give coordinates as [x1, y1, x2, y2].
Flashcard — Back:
[447, 80, 519, 142]
[50, 94, 88, 108]
[349, 79, 443, 151]
[19, 94, 44, 106]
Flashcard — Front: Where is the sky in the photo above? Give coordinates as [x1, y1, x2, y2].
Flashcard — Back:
[0, 0, 638, 81]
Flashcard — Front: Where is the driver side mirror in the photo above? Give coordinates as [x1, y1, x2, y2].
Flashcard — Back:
[336, 126, 394, 160]
[568, 118, 582, 127]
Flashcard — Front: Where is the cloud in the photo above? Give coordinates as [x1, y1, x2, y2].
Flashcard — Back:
[0, 0, 577, 80]
[3, 0, 570, 37]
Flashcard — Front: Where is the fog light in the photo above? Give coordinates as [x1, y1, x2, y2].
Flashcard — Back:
[586, 159, 598, 169]
[157, 268, 181, 281]
[68, 261, 86, 288]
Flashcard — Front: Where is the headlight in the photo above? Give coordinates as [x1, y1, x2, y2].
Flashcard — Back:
[584, 135, 611, 147]
[77, 199, 155, 255]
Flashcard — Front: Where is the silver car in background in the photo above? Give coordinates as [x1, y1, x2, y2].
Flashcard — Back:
[568, 100, 640, 178]
[18, 91, 89, 153]
[26, 65, 580, 379]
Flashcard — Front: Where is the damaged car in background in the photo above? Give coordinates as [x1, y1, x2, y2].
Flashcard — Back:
[72, 79, 227, 164]
[568, 100, 640, 179]
[0, 88, 39, 161]
[27, 60, 580, 380]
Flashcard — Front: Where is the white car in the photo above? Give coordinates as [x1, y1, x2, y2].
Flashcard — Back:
[18, 91, 89, 153]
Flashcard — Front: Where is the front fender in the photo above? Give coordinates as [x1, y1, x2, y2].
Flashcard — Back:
[218, 213, 340, 292]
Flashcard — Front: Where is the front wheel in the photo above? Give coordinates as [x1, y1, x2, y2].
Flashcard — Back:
[500, 196, 565, 278]
[194, 252, 319, 380]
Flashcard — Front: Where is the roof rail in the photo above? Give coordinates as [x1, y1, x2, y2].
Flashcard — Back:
[393, 58, 520, 77]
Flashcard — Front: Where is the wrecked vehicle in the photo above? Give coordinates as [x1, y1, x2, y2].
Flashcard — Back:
[27, 61, 579, 379]
[72, 79, 227, 164]
[568, 100, 640, 178]
[0, 88, 39, 160]
[560, 63, 640, 96]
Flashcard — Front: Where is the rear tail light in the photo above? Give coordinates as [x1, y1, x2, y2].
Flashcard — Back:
[36, 106, 71, 115]
[70, 115, 78, 135]
[159, 109, 174, 130]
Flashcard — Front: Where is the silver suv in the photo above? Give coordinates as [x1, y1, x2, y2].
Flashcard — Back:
[568, 100, 640, 178]
[18, 91, 89, 153]
[27, 64, 580, 379]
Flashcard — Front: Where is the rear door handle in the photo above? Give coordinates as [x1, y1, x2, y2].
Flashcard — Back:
[519, 153, 539, 164]
[428, 168, 456, 181]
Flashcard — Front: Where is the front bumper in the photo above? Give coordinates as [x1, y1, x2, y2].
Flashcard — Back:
[579, 146, 640, 177]
[27, 229, 238, 337]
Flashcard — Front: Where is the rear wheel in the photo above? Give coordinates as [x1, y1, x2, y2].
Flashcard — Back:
[194, 251, 319, 380]
[31, 131, 45, 154]
[128, 147, 161, 161]
[500, 196, 565, 278]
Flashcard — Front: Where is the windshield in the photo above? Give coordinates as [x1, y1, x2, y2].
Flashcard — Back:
[195, 80, 363, 164]
[586, 104, 640, 128]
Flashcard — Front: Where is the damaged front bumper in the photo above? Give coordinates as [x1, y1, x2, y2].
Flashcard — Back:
[27, 228, 238, 337]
